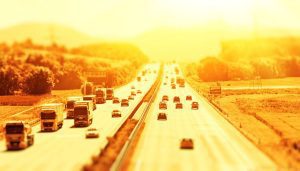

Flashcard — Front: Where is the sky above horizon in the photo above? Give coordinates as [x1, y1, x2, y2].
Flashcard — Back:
[0, 0, 300, 38]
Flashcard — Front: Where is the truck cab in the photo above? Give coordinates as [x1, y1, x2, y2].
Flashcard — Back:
[74, 101, 93, 127]
[83, 95, 97, 110]
[95, 88, 106, 104]
[3, 121, 34, 150]
[40, 103, 64, 132]
[66, 96, 82, 119]
[106, 88, 114, 100]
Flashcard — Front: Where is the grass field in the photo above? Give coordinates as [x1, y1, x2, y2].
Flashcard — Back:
[185, 75, 300, 169]
[0, 89, 81, 139]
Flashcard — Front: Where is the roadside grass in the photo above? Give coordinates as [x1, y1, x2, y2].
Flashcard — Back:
[183, 66, 300, 169]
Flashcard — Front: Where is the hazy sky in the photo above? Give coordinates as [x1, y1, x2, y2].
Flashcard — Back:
[0, 0, 300, 38]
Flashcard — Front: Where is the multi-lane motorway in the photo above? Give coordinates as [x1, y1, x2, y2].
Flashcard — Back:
[1, 63, 279, 171]
[127, 64, 277, 171]
[0, 64, 159, 171]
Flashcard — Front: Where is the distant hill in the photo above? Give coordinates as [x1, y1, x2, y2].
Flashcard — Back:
[130, 27, 223, 62]
[220, 37, 300, 62]
[0, 23, 100, 47]
[130, 26, 300, 62]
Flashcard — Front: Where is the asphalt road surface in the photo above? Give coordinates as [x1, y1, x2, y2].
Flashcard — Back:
[127, 64, 277, 171]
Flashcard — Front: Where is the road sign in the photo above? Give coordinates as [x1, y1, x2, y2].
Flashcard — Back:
[84, 70, 115, 87]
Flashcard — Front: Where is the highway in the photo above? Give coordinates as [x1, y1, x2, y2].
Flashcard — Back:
[0, 64, 159, 171]
[127, 64, 277, 171]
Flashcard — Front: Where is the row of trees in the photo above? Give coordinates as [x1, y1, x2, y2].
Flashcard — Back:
[0, 41, 148, 95]
[188, 56, 300, 82]
[0, 64, 54, 95]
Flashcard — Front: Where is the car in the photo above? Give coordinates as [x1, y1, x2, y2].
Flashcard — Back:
[159, 101, 167, 110]
[157, 112, 167, 120]
[121, 99, 129, 107]
[137, 90, 142, 94]
[131, 91, 136, 96]
[162, 95, 169, 101]
[113, 97, 120, 104]
[180, 138, 194, 149]
[173, 96, 180, 103]
[191, 101, 199, 110]
[186, 95, 192, 101]
[85, 128, 99, 138]
[128, 95, 134, 100]
[179, 83, 185, 88]
[112, 110, 122, 118]
[171, 84, 176, 89]
[176, 102, 183, 109]
[131, 85, 135, 89]
[171, 78, 175, 83]
[163, 82, 167, 85]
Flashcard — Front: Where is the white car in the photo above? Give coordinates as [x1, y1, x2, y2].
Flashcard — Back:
[85, 128, 99, 138]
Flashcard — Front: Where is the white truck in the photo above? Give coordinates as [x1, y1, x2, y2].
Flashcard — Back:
[3, 121, 34, 150]
[66, 96, 82, 119]
[74, 101, 93, 127]
[40, 103, 64, 132]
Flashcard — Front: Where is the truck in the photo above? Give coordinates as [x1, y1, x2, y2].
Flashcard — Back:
[74, 101, 93, 127]
[83, 95, 97, 110]
[95, 88, 106, 104]
[40, 103, 64, 132]
[176, 77, 185, 87]
[66, 96, 82, 119]
[3, 121, 34, 150]
[81, 82, 95, 95]
[106, 88, 114, 100]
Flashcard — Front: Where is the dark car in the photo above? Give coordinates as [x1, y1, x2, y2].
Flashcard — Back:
[173, 96, 180, 103]
[121, 99, 129, 107]
[128, 95, 134, 100]
[113, 97, 120, 104]
[191, 101, 199, 110]
[159, 101, 167, 110]
[112, 110, 121, 118]
[171, 84, 176, 89]
[180, 138, 194, 149]
[157, 113, 167, 120]
[162, 95, 169, 101]
[131, 91, 136, 96]
[186, 95, 192, 101]
[176, 102, 183, 109]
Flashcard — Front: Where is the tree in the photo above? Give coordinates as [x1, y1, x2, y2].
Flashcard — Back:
[22, 67, 54, 94]
[197, 57, 229, 82]
[0, 66, 20, 95]
[54, 63, 82, 90]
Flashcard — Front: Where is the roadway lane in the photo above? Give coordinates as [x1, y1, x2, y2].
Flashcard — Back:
[127, 64, 277, 171]
[0, 64, 159, 171]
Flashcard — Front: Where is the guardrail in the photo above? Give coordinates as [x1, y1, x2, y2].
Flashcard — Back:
[110, 65, 163, 171]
